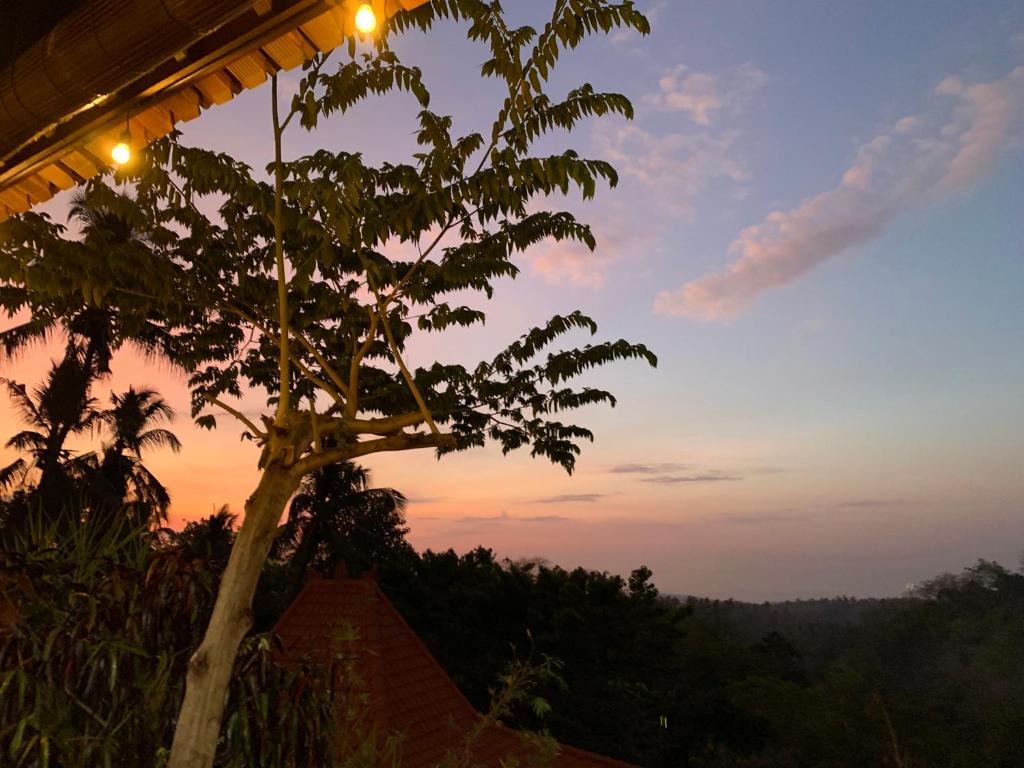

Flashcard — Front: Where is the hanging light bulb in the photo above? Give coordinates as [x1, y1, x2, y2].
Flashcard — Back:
[111, 125, 131, 166]
[354, 3, 377, 34]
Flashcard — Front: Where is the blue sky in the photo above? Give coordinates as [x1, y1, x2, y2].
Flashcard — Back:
[3, 0, 1023, 599]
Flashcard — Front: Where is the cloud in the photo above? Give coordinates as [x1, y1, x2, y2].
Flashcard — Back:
[597, 123, 749, 216]
[527, 493, 609, 504]
[656, 66, 1024, 321]
[530, 213, 644, 288]
[530, 63, 762, 287]
[646, 63, 765, 125]
[452, 511, 572, 524]
[608, 463, 745, 484]
[608, 462, 689, 474]
[641, 473, 741, 484]
[407, 496, 442, 504]
[836, 498, 907, 509]
[610, 1, 668, 46]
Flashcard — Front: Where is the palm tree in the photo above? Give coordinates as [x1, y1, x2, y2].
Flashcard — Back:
[275, 460, 411, 583]
[93, 387, 182, 522]
[1, 351, 101, 520]
[168, 505, 238, 571]
[1, 194, 174, 521]
[0, 193, 172, 378]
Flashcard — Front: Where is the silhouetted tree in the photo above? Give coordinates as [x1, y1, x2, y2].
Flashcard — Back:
[91, 386, 182, 522]
[275, 460, 410, 582]
[0, 351, 99, 520]
[170, 506, 238, 572]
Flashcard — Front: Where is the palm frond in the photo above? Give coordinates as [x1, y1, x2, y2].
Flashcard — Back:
[0, 316, 60, 362]
[5, 429, 47, 454]
[0, 458, 28, 490]
[2, 378, 45, 428]
[137, 428, 183, 454]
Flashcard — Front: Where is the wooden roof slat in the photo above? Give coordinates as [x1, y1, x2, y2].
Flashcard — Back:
[298, 15, 345, 52]
[35, 164, 78, 190]
[60, 150, 102, 181]
[194, 72, 237, 106]
[17, 174, 53, 205]
[226, 52, 269, 90]
[134, 109, 173, 143]
[263, 35, 307, 71]
[0, 188, 30, 215]
[163, 90, 204, 125]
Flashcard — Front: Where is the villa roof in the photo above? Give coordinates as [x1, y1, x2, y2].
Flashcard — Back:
[274, 573, 636, 768]
[0, 0, 429, 223]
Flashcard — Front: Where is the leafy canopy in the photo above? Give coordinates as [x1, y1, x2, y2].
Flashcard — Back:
[0, 0, 654, 477]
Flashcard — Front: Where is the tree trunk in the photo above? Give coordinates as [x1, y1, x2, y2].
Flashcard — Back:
[167, 463, 299, 768]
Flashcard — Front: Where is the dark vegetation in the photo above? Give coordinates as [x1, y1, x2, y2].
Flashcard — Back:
[2, 342, 1022, 767]
[382, 552, 1024, 768]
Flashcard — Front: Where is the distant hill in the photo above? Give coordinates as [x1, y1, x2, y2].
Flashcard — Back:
[670, 593, 912, 645]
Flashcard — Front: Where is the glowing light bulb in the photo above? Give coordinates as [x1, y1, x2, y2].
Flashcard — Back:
[354, 3, 377, 34]
[111, 130, 131, 165]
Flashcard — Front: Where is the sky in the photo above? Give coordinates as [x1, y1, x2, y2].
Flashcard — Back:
[3, 0, 1024, 600]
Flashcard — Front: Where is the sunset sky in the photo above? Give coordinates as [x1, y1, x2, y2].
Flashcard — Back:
[3, 0, 1023, 600]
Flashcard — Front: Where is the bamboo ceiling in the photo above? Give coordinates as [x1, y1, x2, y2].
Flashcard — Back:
[0, 0, 429, 223]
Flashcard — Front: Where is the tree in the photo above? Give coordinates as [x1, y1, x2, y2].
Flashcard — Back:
[1, 195, 174, 522]
[276, 459, 410, 581]
[0, 192, 173, 376]
[168, 506, 238, 572]
[0, 352, 100, 518]
[92, 386, 182, 521]
[1, 1, 653, 765]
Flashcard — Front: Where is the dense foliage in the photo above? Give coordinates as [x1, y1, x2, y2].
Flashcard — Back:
[0, 515, 337, 768]
[378, 550, 1024, 768]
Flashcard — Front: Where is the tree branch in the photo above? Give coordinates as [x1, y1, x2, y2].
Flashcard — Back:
[226, 303, 345, 407]
[291, 430, 456, 477]
[271, 73, 291, 425]
[201, 394, 267, 439]
[289, 328, 351, 399]
[371, 285, 440, 435]
[319, 411, 427, 437]
[344, 308, 379, 419]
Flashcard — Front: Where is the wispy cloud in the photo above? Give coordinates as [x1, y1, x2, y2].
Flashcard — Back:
[453, 511, 573, 524]
[641, 473, 741, 484]
[836, 498, 907, 509]
[656, 65, 1024, 320]
[596, 121, 749, 216]
[531, 61, 763, 287]
[527, 493, 609, 504]
[609, 462, 689, 474]
[645, 63, 765, 125]
[610, 1, 668, 46]
[531, 124, 743, 286]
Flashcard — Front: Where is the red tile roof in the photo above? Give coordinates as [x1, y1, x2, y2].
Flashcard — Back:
[274, 573, 636, 768]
